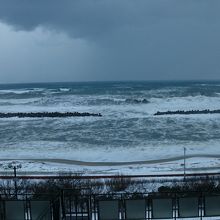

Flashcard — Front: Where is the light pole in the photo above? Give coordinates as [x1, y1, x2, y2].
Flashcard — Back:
[8, 162, 22, 199]
[183, 147, 186, 180]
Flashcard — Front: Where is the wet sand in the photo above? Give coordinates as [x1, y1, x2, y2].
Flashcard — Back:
[1, 154, 220, 166]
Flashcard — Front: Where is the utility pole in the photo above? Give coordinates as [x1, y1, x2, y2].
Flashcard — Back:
[13, 166, 18, 199]
[183, 147, 186, 180]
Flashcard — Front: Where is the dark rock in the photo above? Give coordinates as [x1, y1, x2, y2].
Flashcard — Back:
[125, 98, 149, 104]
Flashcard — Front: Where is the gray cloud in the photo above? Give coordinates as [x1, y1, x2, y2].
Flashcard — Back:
[0, 0, 220, 37]
[0, 0, 220, 82]
[1, 0, 219, 39]
[0, 0, 140, 39]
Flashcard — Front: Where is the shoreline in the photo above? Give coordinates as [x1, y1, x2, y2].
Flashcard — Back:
[1, 153, 220, 166]
[0, 154, 220, 176]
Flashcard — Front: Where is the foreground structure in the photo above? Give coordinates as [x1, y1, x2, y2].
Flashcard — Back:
[1, 189, 220, 220]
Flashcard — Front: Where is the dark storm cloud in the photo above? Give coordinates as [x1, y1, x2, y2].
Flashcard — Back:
[1, 0, 219, 40]
[0, 0, 142, 39]
[0, 0, 220, 82]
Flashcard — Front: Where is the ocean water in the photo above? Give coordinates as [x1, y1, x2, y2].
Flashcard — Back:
[0, 81, 220, 163]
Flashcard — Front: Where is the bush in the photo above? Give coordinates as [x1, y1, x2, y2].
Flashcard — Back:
[105, 176, 133, 192]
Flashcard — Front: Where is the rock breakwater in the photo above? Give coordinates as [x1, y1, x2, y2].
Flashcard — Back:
[0, 112, 102, 118]
[154, 109, 220, 116]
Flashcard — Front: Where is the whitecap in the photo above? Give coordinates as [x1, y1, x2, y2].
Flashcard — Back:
[59, 88, 71, 92]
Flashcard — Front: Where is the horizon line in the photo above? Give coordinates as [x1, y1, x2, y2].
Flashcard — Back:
[1, 79, 220, 85]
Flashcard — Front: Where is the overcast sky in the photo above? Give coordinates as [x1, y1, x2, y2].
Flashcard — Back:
[0, 0, 220, 83]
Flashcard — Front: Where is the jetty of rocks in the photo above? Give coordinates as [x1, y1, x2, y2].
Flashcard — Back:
[154, 109, 220, 116]
[0, 112, 102, 118]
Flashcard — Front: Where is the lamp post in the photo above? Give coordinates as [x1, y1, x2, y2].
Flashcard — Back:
[8, 162, 22, 199]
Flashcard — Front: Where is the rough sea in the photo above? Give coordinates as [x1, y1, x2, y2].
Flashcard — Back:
[0, 81, 220, 173]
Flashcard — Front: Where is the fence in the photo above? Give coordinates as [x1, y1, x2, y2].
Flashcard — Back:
[1, 188, 220, 219]
[61, 191, 220, 220]
[0, 175, 220, 220]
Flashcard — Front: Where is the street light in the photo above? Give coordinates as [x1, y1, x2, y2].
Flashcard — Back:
[8, 162, 22, 198]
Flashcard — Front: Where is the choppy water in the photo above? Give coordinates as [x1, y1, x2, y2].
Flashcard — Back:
[0, 81, 220, 162]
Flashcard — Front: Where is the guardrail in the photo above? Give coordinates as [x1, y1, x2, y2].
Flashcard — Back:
[1, 171, 220, 179]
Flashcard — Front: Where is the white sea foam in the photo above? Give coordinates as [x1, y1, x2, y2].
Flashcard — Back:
[59, 88, 71, 92]
[0, 139, 219, 162]
[0, 88, 45, 94]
